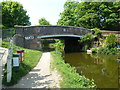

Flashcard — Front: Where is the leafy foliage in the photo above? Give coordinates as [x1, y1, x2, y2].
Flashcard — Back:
[91, 48, 98, 53]
[39, 18, 51, 25]
[93, 28, 102, 40]
[97, 47, 119, 55]
[0, 25, 5, 29]
[58, 1, 120, 31]
[104, 33, 118, 49]
[57, 1, 79, 26]
[55, 39, 64, 54]
[51, 51, 96, 88]
[79, 33, 94, 51]
[2, 1, 31, 28]
[93, 34, 119, 54]
[2, 41, 10, 48]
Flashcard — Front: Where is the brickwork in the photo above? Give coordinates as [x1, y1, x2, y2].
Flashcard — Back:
[15, 25, 92, 50]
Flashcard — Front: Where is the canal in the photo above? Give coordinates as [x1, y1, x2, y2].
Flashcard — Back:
[64, 52, 119, 88]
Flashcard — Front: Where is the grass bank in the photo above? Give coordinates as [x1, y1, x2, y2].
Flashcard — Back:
[51, 51, 96, 88]
[2, 41, 42, 86]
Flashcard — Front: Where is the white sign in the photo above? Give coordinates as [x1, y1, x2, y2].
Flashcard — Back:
[13, 57, 19, 67]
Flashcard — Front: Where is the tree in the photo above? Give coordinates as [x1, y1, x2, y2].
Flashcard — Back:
[76, 2, 102, 29]
[2, 1, 31, 28]
[39, 18, 51, 25]
[57, 1, 79, 26]
[58, 1, 120, 31]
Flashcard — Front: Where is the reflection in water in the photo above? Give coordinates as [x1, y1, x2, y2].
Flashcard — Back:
[64, 52, 118, 88]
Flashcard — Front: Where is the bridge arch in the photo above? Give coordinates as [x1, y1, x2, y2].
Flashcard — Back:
[15, 25, 92, 50]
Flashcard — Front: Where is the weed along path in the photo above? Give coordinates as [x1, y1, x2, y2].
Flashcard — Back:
[7, 52, 61, 88]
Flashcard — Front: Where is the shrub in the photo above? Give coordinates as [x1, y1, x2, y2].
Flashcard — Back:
[55, 39, 64, 54]
[97, 47, 119, 55]
[104, 33, 117, 49]
[79, 33, 94, 51]
[96, 33, 119, 55]
[91, 48, 98, 53]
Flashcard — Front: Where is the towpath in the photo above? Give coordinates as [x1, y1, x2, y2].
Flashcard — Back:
[3, 52, 61, 88]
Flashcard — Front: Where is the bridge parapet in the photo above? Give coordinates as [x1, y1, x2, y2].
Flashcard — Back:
[15, 25, 92, 37]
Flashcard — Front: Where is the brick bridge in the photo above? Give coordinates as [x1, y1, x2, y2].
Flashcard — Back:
[15, 25, 92, 52]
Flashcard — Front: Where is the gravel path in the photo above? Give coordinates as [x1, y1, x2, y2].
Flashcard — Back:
[4, 52, 61, 88]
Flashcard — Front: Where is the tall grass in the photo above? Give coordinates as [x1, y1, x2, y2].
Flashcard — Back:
[51, 51, 96, 88]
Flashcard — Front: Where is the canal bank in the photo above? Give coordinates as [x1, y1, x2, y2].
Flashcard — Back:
[51, 51, 96, 88]
[64, 52, 119, 88]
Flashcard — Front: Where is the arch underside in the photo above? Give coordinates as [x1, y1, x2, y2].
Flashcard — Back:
[39, 34, 82, 39]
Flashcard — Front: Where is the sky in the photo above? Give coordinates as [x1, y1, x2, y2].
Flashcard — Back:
[3, 0, 67, 25]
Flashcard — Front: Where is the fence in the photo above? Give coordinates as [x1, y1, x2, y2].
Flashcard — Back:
[2, 28, 15, 42]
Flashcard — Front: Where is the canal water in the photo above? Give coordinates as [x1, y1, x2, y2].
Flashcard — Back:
[64, 52, 119, 88]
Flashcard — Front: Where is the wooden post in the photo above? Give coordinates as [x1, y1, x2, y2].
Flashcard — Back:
[0, 51, 2, 90]
[118, 61, 120, 88]
[7, 40, 13, 82]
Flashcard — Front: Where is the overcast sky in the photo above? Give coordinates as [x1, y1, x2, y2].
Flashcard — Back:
[2, 0, 67, 25]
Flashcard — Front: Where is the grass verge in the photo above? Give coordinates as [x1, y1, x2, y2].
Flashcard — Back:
[51, 51, 96, 88]
[2, 41, 10, 48]
[2, 41, 42, 86]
